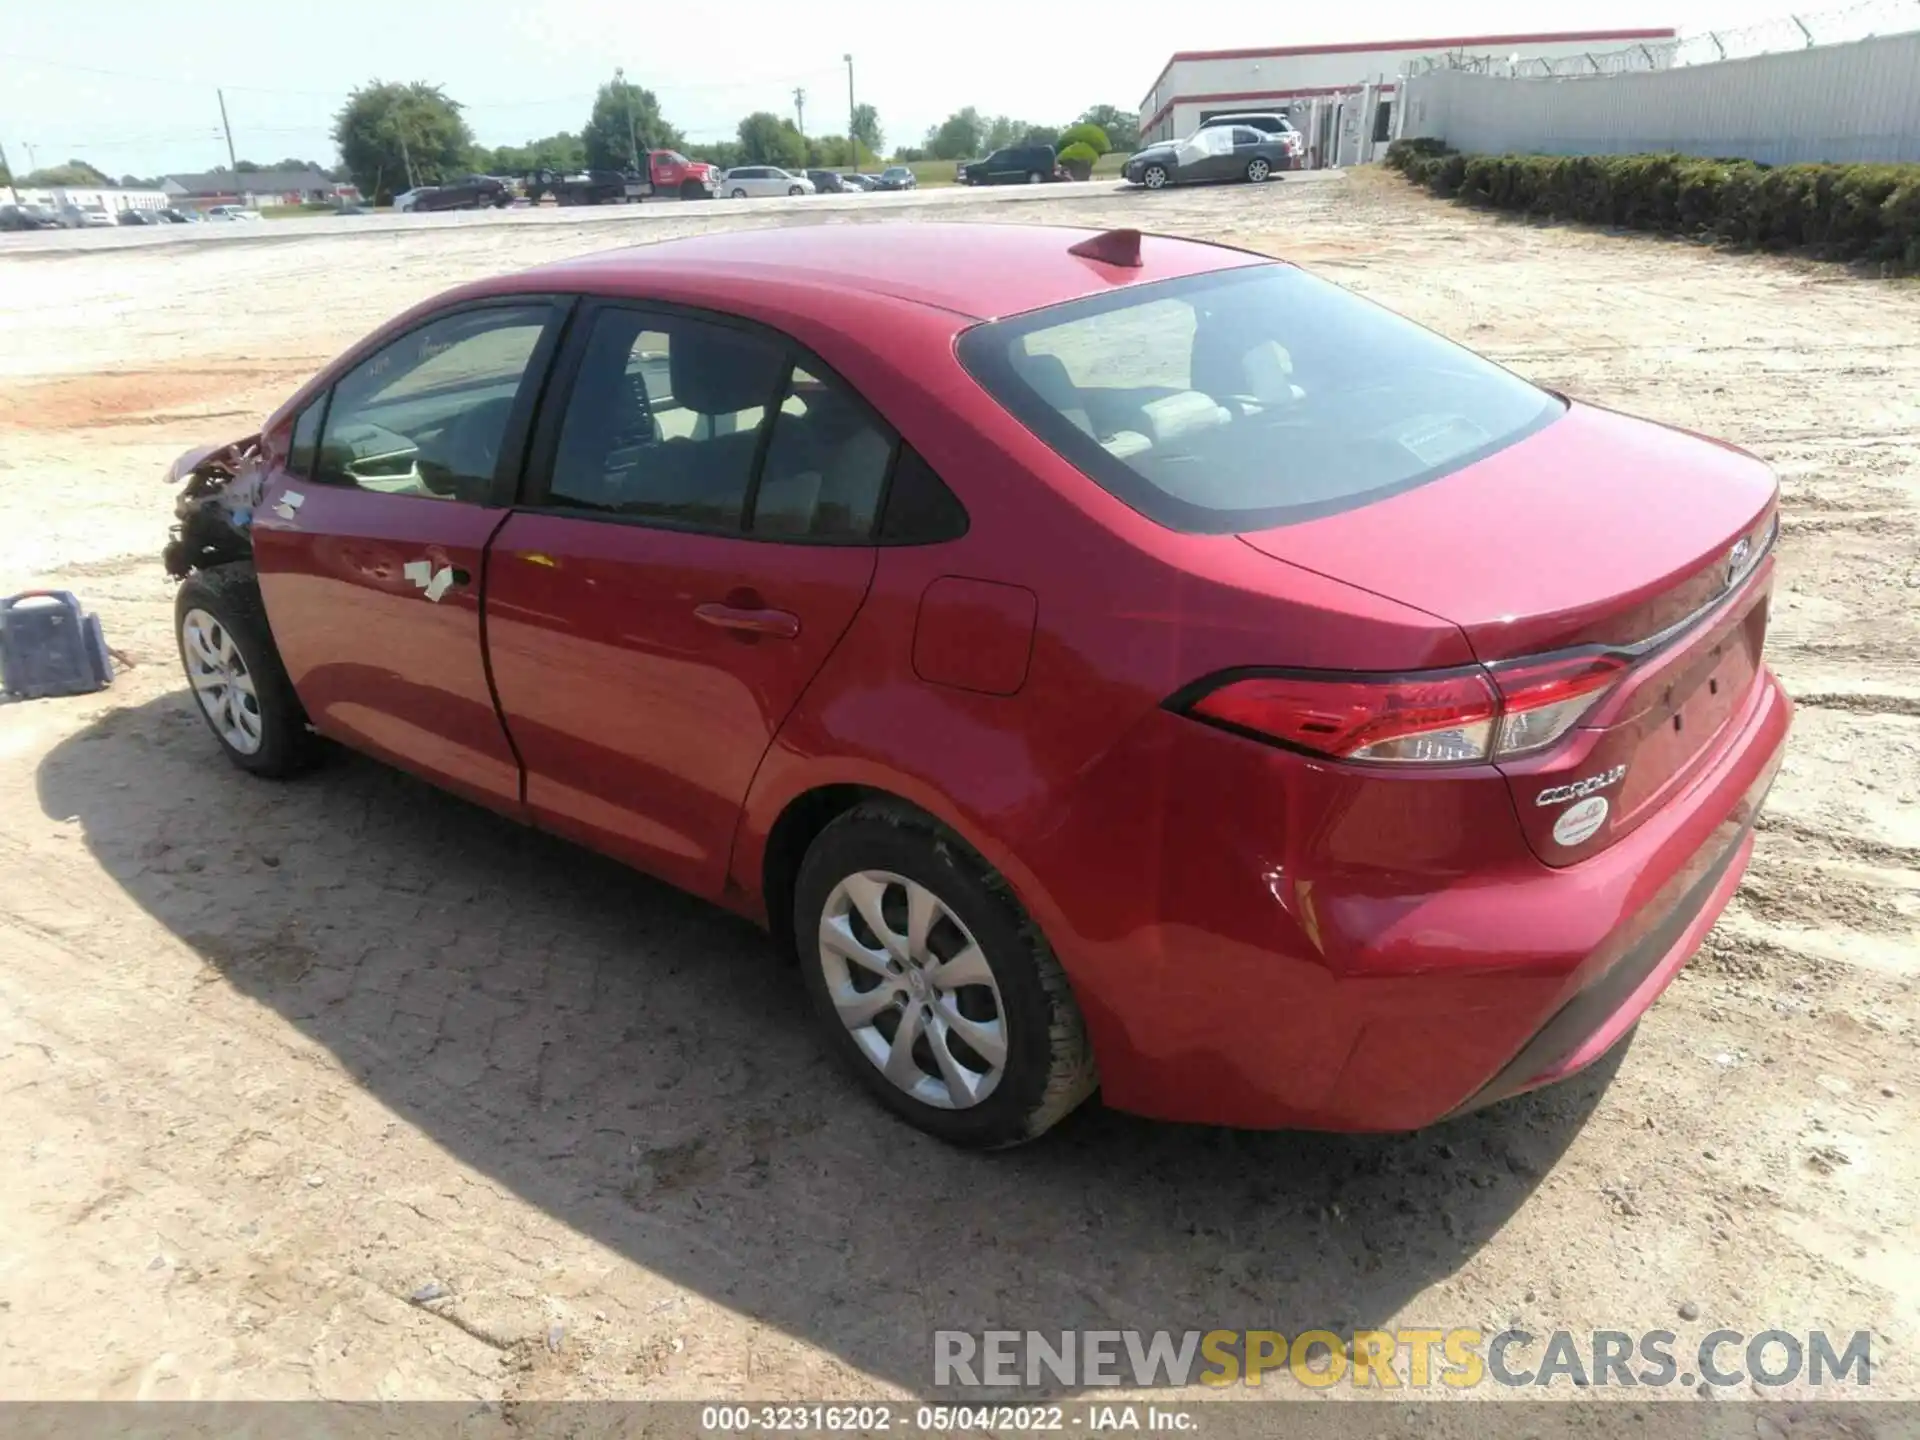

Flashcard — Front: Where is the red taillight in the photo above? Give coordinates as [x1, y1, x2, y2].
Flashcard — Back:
[1187, 669, 1498, 764]
[1487, 652, 1628, 757]
[1181, 653, 1627, 766]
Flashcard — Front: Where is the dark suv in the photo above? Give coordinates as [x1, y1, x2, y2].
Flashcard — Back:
[411, 175, 512, 211]
[0, 202, 61, 231]
[959, 144, 1058, 185]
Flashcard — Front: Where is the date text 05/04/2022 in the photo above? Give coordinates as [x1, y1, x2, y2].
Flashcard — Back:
[699, 1405, 1195, 1432]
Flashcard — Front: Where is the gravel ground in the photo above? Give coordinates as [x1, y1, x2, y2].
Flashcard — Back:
[0, 173, 1915, 1403]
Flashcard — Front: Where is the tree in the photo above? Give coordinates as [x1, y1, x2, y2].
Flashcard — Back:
[685, 140, 743, 170]
[892, 145, 928, 163]
[583, 78, 681, 171]
[22, 160, 111, 187]
[1058, 122, 1110, 155]
[478, 132, 586, 175]
[334, 81, 474, 202]
[850, 103, 882, 164]
[736, 111, 806, 168]
[1078, 105, 1139, 153]
[923, 107, 983, 160]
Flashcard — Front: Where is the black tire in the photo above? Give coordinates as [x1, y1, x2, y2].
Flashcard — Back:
[173, 564, 320, 779]
[788, 184, 804, 196]
[1245, 157, 1272, 183]
[794, 803, 1097, 1147]
[730, 187, 748, 199]
[679, 179, 705, 200]
[1142, 164, 1169, 190]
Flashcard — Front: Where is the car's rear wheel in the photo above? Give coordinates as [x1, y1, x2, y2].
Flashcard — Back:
[1246, 157, 1272, 183]
[1028, 171, 1044, 184]
[175, 565, 319, 778]
[1142, 164, 1169, 189]
[794, 804, 1097, 1147]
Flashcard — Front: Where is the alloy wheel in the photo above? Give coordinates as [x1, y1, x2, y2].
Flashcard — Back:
[1144, 166, 1168, 190]
[181, 607, 264, 754]
[817, 870, 1008, 1110]
[1248, 158, 1271, 182]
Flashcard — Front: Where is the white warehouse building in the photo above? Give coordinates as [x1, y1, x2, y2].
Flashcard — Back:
[1139, 27, 1678, 164]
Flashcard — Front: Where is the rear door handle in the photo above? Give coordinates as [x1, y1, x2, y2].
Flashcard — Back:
[694, 603, 800, 638]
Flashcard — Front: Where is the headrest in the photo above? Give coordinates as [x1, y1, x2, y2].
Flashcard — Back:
[670, 326, 787, 415]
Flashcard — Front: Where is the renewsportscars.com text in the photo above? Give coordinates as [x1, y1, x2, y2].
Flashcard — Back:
[933, 1328, 1873, 1391]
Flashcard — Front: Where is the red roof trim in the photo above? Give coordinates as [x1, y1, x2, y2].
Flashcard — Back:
[1140, 28, 1675, 115]
[1172, 28, 1674, 64]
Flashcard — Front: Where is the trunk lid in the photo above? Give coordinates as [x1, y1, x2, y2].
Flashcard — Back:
[1239, 402, 1779, 863]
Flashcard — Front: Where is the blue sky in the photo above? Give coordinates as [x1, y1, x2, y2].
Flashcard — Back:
[5, 0, 1772, 178]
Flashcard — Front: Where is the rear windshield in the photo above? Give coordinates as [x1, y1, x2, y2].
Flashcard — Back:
[957, 264, 1562, 533]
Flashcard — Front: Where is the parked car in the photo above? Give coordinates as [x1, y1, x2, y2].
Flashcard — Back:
[959, 144, 1057, 185]
[160, 222, 1788, 1148]
[58, 204, 117, 228]
[805, 170, 850, 194]
[1197, 111, 1305, 168]
[0, 203, 61, 231]
[722, 167, 814, 198]
[116, 208, 158, 226]
[404, 175, 512, 211]
[1124, 127, 1292, 189]
[874, 166, 916, 191]
[156, 208, 202, 224]
[205, 205, 261, 221]
[839, 173, 878, 191]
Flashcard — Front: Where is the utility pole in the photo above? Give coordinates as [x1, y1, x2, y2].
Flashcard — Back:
[844, 54, 856, 166]
[0, 140, 17, 202]
[615, 67, 640, 170]
[217, 88, 238, 172]
[793, 87, 807, 145]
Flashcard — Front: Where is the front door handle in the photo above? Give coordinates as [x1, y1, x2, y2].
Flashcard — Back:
[694, 603, 800, 639]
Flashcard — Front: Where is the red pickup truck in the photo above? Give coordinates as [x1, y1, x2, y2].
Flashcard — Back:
[529, 151, 721, 204]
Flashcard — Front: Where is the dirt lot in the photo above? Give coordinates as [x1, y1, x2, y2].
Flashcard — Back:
[0, 177, 1916, 1403]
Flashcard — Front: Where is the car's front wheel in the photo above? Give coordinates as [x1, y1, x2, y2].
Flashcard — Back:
[730, 187, 747, 199]
[1142, 164, 1169, 189]
[174, 565, 319, 778]
[794, 804, 1097, 1147]
[1245, 157, 1272, 183]
[788, 184, 805, 196]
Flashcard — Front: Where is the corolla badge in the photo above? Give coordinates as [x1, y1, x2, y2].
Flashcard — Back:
[1536, 764, 1627, 807]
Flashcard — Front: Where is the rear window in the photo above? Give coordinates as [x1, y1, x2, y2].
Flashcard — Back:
[957, 264, 1562, 533]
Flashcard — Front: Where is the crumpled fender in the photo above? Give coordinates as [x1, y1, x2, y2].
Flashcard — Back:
[161, 433, 265, 578]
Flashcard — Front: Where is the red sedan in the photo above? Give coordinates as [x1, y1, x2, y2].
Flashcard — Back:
[164, 222, 1790, 1147]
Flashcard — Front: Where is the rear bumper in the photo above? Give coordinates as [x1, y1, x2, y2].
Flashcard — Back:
[1443, 779, 1761, 1118]
[1036, 666, 1790, 1131]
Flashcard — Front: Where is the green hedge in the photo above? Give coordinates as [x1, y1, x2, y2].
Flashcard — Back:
[1383, 139, 1920, 269]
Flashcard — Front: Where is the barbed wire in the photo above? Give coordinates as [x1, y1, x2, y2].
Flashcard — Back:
[1405, 0, 1920, 77]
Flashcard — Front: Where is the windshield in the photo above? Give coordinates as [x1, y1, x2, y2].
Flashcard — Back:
[957, 265, 1563, 533]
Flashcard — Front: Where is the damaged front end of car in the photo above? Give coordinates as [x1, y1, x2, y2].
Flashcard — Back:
[161, 435, 264, 579]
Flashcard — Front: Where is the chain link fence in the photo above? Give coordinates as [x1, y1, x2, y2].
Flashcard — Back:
[1405, 0, 1920, 77]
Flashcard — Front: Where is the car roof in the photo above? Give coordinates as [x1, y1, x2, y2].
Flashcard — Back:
[508, 222, 1266, 321]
